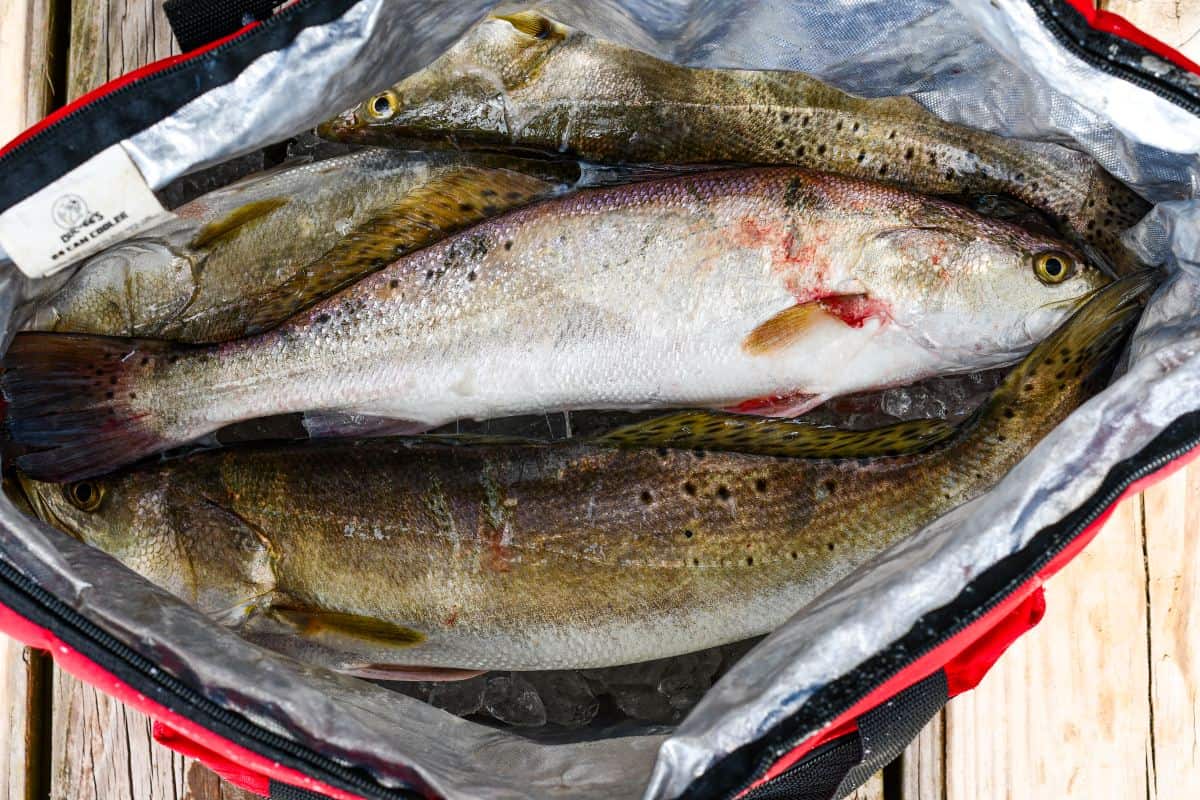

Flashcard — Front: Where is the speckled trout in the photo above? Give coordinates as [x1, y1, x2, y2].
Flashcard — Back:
[320, 11, 1150, 275]
[3, 167, 1106, 481]
[22, 149, 575, 343]
[16, 274, 1151, 673]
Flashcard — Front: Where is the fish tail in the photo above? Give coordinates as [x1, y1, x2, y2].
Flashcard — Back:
[2, 333, 187, 481]
[1075, 170, 1153, 277]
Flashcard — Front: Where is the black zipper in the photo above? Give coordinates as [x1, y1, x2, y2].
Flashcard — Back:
[1026, 0, 1200, 117]
[693, 411, 1200, 800]
[0, 0, 310, 170]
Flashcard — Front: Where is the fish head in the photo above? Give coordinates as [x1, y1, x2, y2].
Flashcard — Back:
[17, 470, 274, 621]
[318, 11, 669, 151]
[853, 204, 1111, 369]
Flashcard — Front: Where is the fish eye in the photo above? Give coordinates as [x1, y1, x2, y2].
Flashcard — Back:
[365, 91, 398, 121]
[1033, 251, 1073, 284]
[63, 481, 103, 512]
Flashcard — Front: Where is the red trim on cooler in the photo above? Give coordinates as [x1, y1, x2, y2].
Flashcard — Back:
[0, 20, 261, 159]
[744, 441, 1200, 794]
[1063, 0, 1200, 74]
[153, 722, 271, 796]
[944, 588, 1045, 697]
[0, 603, 368, 800]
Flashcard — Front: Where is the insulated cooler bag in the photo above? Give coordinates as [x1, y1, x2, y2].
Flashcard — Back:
[0, 1, 1198, 798]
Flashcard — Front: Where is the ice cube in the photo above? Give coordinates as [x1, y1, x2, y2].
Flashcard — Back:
[483, 674, 547, 727]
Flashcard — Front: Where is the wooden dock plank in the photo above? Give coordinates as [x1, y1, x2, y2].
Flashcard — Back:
[942, 499, 1152, 798]
[67, 0, 178, 101]
[1141, 465, 1200, 798]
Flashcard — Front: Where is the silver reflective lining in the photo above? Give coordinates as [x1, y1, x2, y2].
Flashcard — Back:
[1, 1, 1199, 798]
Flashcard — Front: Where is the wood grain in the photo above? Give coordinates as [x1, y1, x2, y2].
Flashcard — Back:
[67, 0, 178, 101]
[1141, 465, 1200, 799]
[49, 670, 257, 800]
[1102, 0, 1200, 61]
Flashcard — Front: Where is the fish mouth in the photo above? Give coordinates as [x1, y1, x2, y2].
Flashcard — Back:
[316, 108, 363, 142]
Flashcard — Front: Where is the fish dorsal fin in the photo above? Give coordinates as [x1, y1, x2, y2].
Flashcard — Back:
[190, 197, 290, 250]
[593, 409, 958, 459]
[233, 167, 555, 337]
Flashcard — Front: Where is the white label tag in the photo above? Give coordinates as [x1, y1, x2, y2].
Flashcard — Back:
[0, 144, 171, 278]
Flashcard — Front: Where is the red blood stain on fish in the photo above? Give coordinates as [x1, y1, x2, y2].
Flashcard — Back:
[819, 294, 890, 328]
[728, 390, 818, 415]
[444, 608, 460, 627]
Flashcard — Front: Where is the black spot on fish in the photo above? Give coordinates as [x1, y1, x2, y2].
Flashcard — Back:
[503, 240, 513, 251]
[481, 188, 497, 197]
[879, 164, 888, 176]
[781, 112, 791, 122]
[791, 551, 798, 559]
[505, 191, 522, 200]
[693, 558, 700, 566]
[835, 120, 843, 131]
[467, 271, 477, 282]
[105, 391, 113, 399]
[755, 478, 768, 492]
[817, 144, 827, 155]
[802, 115, 810, 126]
[857, 151, 866, 163]
[746, 556, 754, 566]
[483, 205, 498, 215]
[852, 122, 860, 132]
[716, 486, 731, 501]
[826, 543, 835, 551]
[640, 490, 653, 505]
[657, 447, 670, 457]
[684, 481, 697, 496]
[140, 357, 149, 366]
[888, 130, 896, 139]
[109, 376, 118, 385]
[775, 139, 785, 149]
[129, 393, 136, 399]
[389, 279, 400, 289]
[1003, 408, 1015, 419]
[684, 529, 694, 539]
[796, 146, 806, 157]
[823, 479, 836, 493]
[425, 270, 434, 280]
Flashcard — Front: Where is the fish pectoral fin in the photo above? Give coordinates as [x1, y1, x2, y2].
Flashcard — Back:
[268, 605, 425, 647]
[189, 197, 290, 250]
[593, 410, 959, 459]
[340, 665, 486, 682]
[743, 294, 870, 355]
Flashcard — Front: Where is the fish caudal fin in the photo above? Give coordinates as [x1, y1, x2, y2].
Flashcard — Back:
[2, 333, 182, 481]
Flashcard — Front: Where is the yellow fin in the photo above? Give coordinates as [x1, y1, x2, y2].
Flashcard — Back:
[235, 167, 555, 337]
[743, 296, 865, 356]
[593, 410, 959, 459]
[190, 197, 289, 250]
[270, 606, 424, 647]
[492, 11, 565, 39]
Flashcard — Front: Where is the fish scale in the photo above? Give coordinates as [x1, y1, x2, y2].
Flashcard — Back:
[17, 273, 1153, 673]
